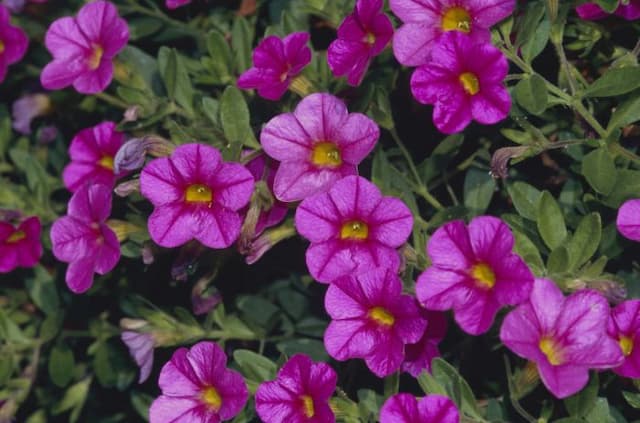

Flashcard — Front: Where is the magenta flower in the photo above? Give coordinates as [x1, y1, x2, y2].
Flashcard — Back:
[237, 32, 311, 101]
[327, 0, 393, 86]
[0, 216, 42, 273]
[244, 153, 288, 237]
[500, 278, 623, 398]
[50, 183, 120, 293]
[40, 0, 129, 94]
[166, 0, 190, 9]
[255, 354, 337, 423]
[577, 1, 640, 20]
[121, 331, 154, 383]
[295, 175, 412, 283]
[140, 143, 255, 248]
[62, 121, 126, 192]
[324, 267, 426, 377]
[608, 300, 640, 378]
[617, 199, 640, 242]
[391, 0, 514, 66]
[262, 93, 379, 202]
[380, 393, 459, 423]
[149, 341, 248, 423]
[411, 31, 510, 134]
[0, 4, 28, 83]
[402, 310, 448, 377]
[416, 216, 533, 335]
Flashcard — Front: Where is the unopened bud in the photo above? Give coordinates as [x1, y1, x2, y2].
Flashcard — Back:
[114, 179, 141, 197]
[245, 222, 296, 264]
[113, 136, 175, 174]
[106, 219, 141, 242]
[490, 146, 529, 179]
[123, 105, 141, 122]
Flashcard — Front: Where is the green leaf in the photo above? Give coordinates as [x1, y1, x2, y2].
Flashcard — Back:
[521, 18, 551, 63]
[431, 358, 483, 419]
[49, 343, 75, 388]
[94, 343, 117, 387]
[537, 191, 567, 249]
[514, 74, 549, 115]
[565, 372, 598, 417]
[507, 181, 543, 221]
[584, 67, 640, 98]
[515, 1, 546, 48]
[622, 391, 640, 409]
[566, 213, 601, 271]
[602, 169, 640, 208]
[205, 30, 233, 84]
[157, 47, 194, 113]
[417, 370, 448, 396]
[582, 148, 617, 195]
[585, 397, 615, 423]
[219, 86, 260, 150]
[463, 167, 496, 215]
[595, 0, 620, 12]
[52, 377, 91, 422]
[512, 230, 545, 275]
[607, 90, 640, 132]
[0, 105, 10, 159]
[276, 339, 329, 362]
[231, 17, 254, 73]
[25, 265, 60, 315]
[547, 245, 570, 275]
[233, 349, 277, 383]
[130, 391, 154, 420]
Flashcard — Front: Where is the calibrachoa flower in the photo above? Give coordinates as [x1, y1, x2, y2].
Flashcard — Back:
[0, 216, 42, 272]
[416, 216, 533, 335]
[62, 121, 126, 192]
[324, 267, 426, 377]
[327, 0, 393, 86]
[262, 93, 379, 202]
[411, 31, 510, 134]
[0, 4, 28, 84]
[390, 0, 514, 66]
[617, 199, 640, 241]
[140, 143, 255, 248]
[40, 0, 129, 94]
[50, 183, 120, 293]
[166, 0, 190, 9]
[255, 354, 337, 423]
[237, 32, 311, 101]
[577, 1, 640, 20]
[608, 299, 640, 378]
[402, 310, 448, 377]
[149, 341, 248, 423]
[380, 393, 460, 423]
[121, 331, 154, 383]
[500, 278, 623, 398]
[295, 175, 413, 283]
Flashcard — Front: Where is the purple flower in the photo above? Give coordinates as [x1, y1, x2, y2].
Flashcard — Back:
[617, 199, 640, 241]
[577, 1, 640, 20]
[255, 354, 337, 423]
[166, 0, 190, 9]
[416, 216, 533, 335]
[295, 175, 413, 283]
[411, 31, 510, 134]
[40, 1, 129, 94]
[237, 32, 311, 101]
[0, 4, 28, 83]
[324, 267, 426, 377]
[500, 278, 623, 398]
[121, 331, 154, 383]
[62, 121, 126, 192]
[390, 0, 514, 66]
[149, 341, 249, 423]
[0, 216, 42, 272]
[261, 93, 379, 202]
[327, 0, 393, 86]
[608, 299, 640, 378]
[402, 310, 448, 377]
[11, 93, 51, 135]
[50, 183, 120, 293]
[380, 393, 460, 423]
[140, 143, 255, 248]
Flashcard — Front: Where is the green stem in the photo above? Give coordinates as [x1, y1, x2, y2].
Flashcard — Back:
[383, 372, 400, 399]
[95, 92, 129, 109]
[611, 142, 640, 165]
[120, 2, 200, 38]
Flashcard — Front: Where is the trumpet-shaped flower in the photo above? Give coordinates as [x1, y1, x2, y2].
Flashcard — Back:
[608, 299, 640, 378]
[121, 331, 155, 383]
[0, 4, 29, 83]
[617, 199, 640, 241]
[402, 310, 448, 377]
[0, 216, 42, 272]
[416, 216, 533, 335]
[577, 1, 640, 20]
[295, 175, 413, 283]
[140, 143, 255, 249]
[324, 267, 426, 377]
[40, 0, 129, 94]
[380, 393, 459, 423]
[255, 354, 337, 423]
[500, 278, 623, 398]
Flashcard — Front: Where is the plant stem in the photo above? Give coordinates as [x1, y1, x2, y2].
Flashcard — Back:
[95, 92, 129, 109]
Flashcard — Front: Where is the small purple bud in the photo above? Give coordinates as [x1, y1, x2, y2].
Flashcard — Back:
[141, 242, 155, 265]
[490, 146, 530, 179]
[191, 279, 222, 316]
[123, 105, 141, 122]
[37, 125, 58, 144]
[113, 136, 175, 174]
[11, 93, 51, 135]
[114, 179, 140, 197]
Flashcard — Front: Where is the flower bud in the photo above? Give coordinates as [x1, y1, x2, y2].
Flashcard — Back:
[113, 136, 175, 174]
[245, 222, 296, 264]
[114, 179, 140, 197]
[11, 93, 51, 135]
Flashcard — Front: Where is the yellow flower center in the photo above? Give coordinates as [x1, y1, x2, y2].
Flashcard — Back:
[340, 220, 369, 241]
[368, 306, 395, 327]
[201, 386, 222, 411]
[470, 262, 496, 289]
[619, 335, 634, 356]
[300, 395, 315, 418]
[364, 32, 376, 45]
[98, 155, 114, 171]
[185, 184, 213, 204]
[311, 142, 342, 168]
[0, 40, 5, 55]
[88, 44, 104, 70]
[441, 7, 471, 33]
[6, 230, 26, 244]
[459, 72, 480, 96]
[539, 337, 563, 366]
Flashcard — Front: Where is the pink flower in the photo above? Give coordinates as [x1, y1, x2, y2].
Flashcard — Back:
[402, 310, 448, 377]
[577, 1, 640, 20]
[390, 0, 514, 66]
[40, 0, 129, 94]
[0, 4, 28, 83]
[62, 121, 126, 192]
[380, 393, 459, 423]
[411, 31, 510, 134]
[261, 93, 379, 202]
[149, 341, 248, 423]
[0, 216, 42, 272]
[324, 267, 426, 377]
[608, 299, 640, 378]
[327, 0, 393, 86]
[617, 199, 640, 241]
[295, 175, 413, 283]
[500, 278, 623, 399]
[121, 331, 154, 383]
[416, 216, 533, 335]
[237, 32, 311, 101]
[50, 183, 120, 293]
[166, 0, 190, 9]
[255, 354, 337, 423]
[140, 143, 255, 248]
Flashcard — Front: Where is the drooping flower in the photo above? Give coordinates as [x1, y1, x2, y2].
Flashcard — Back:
[0, 4, 29, 83]
[237, 32, 311, 101]
[327, 0, 393, 86]
[166, 0, 190, 9]
[500, 278, 623, 398]
[324, 267, 426, 377]
[140, 143, 255, 248]
[11, 93, 51, 135]
[261, 93, 379, 203]
[380, 393, 460, 423]
[50, 183, 120, 293]
[40, 0, 129, 94]
[411, 31, 510, 134]
[390, 0, 514, 66]
[62, 121, 126, 192]
[577, 1, 640, 20]
[255, 354, 337, 423]
[617, 199, 640, 242]
[295, 175, 413, 283]
[402, 310, 448, 377]
[0, 216, 42, 273]
[121, 330, 154, 383]
[416, 216, 533, 335]
[608, 299, 640, 378]
[149, 341, 249, 423]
